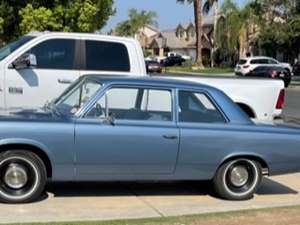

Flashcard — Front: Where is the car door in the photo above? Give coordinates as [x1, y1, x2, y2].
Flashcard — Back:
[75, 85, 179, 178]
[177, 89, 230, 179]
[4, 38, 80, 109]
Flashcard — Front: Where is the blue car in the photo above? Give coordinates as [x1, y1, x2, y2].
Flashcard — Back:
[0, 75, 300, 203]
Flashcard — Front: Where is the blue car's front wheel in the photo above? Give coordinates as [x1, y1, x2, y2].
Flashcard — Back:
[0, 150, 46, 204]
[213, 159, 262, 200]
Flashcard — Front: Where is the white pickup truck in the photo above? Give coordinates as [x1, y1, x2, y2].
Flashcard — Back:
[0, 32, 284, 121]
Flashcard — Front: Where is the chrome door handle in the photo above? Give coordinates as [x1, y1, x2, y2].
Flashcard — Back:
[58, 78, 72, 84]
[162, 135, 178, 140]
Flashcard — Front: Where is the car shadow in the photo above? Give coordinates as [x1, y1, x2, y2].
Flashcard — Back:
[45, 178, 298, 199]
[46, 181, 212, 198]
[257, 177, 298, 195]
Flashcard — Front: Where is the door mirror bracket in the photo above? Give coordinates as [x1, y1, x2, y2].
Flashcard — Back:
[103, 113, 115, 126]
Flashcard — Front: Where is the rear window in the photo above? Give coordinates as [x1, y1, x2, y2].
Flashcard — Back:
[85, 40, 130, 72]
[238, 59, 247, 65]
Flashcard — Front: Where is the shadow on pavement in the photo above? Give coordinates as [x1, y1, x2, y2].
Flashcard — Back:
[45, 179, 297, 199]
[257, 177, 298, 195]
[46, 181, 212, 198]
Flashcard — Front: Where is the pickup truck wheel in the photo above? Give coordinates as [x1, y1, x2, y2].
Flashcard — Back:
[213, 159, 262, 200]
[0, 150, 46, 204]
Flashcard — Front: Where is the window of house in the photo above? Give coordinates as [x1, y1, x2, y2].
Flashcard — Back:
[178, 91, 226, 123]
[85, 87, 172, 122]
[188, 27, 196, 38]
[27, 39, 76, 70]
[85, 40, 130, 72]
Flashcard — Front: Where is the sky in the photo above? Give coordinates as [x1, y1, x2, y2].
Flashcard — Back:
[102, 0, 247, 33]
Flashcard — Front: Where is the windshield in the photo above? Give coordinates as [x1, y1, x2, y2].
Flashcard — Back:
[0, 35, 35, 61]
[54, 78, 102, 116]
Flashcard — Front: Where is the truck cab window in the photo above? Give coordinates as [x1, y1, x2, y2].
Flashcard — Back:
[85, 40, 130, 72]
[27, 39, 76, 70]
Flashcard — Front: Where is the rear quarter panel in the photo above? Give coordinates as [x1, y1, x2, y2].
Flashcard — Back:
[176, 123, 300, 180]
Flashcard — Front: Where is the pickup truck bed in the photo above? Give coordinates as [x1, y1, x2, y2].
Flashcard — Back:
[154, 74, 285, 121]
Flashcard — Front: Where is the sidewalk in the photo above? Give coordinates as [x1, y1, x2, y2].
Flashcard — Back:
[0, 174, 300, 224]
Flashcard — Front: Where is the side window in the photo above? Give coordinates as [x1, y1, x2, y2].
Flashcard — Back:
[178, 91, 226, 123]
[254, 67, 268, 72]
[250, 59, 268, 64]
[27, 39, 76, 70]
[55, 79, 102, 115]
[141, 89, 172, 112]
[268, 59, 278, 64]
[85, 40, 130, 72]
[85, 87, 172, 122]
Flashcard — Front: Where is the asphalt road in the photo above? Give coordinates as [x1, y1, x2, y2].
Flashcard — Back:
[283, 87, 300, 123]
[0, 86, 299, 224]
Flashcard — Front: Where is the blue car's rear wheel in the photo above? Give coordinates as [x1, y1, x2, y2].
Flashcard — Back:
[0, 150, 46, 204]
[213, 159, 262, 200]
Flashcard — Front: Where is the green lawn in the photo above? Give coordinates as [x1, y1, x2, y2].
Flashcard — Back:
[5, 205, 300, 225]
[165, 66, 235, 75]
[291, 80, 300, 86]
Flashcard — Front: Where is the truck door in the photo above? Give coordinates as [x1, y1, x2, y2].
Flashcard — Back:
[4, 38, 81, 109]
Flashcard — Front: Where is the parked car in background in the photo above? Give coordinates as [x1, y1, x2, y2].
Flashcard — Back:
[235, 56, 292, 76]
[163, 55, 186, 67]
[245, 66, 292, 87]
[145, 60, 162, 73]
[167, 52, 191, 61]
[0, 31, 284, 121]
[0, 75, 299, 204]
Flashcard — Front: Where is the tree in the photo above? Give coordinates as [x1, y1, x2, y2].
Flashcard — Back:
[0, 0, 59, 43]
[0, 0, 115, 44]
[203, 0, 219, 67]
[253, 0, 296, 60]
[19, 4, 62, 34]
[177, 0, 204, 68]
[115, 9, 157, 37]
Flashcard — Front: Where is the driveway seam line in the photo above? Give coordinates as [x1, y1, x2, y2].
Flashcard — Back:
[122, 184, 165, 217]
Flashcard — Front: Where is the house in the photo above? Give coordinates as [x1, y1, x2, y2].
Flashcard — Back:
[135, 24, 160, 49]
[134, 17, 215, 65]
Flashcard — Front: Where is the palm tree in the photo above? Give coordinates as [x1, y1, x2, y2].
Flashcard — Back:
[203, 0, 219, 67]
[115, 9, 157, 37]
[177, 0, 204, 68]
[215, 0, 261, 65]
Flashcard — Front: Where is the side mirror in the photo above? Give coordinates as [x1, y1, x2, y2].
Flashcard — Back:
[10, 53, 37, 70]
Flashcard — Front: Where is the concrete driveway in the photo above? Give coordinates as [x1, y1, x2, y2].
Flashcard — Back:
[0, 87, 300, 224]
[1, 174, 300, 224]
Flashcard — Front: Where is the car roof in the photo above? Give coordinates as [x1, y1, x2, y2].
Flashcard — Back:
[240, 56, 275, 60]
[79, 75, 253, 125]
[82, 75, 217, 91]
[25, 31, 137, 43]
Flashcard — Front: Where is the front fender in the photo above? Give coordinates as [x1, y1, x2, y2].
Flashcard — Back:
[0, 138, 53, 161]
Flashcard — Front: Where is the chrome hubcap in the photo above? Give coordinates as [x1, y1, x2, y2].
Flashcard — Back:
[4, 163, 28, 189]
[230, 166, 249, 187]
